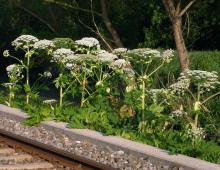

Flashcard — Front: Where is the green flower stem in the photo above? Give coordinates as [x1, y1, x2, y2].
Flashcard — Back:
[202, 91, 220, 104]
[148, 61, 164, 77]
[9, 85, 12, 107]
[194, 113, 199, 128]
[63, 80, 76, 96]
[80, 73, 87, 107]
[59, 86, 63, 107]
[8, 55, 24, 66]
[26, 54, 30, 104]
[141, 79, 146, 120]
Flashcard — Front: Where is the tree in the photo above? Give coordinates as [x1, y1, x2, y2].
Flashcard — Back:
[162, 0, 196, 71]
[100, 0, 123, 48]
[44, 0, 123, 49]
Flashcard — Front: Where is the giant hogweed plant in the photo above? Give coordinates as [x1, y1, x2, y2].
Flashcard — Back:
[119, 49, 174, 127]
[146, 69, 220, 145]
[51, 37, 102, 107]
[3, 35, 54, 104]
[169, 70, 220, 144]
[2, 64, 23, 106]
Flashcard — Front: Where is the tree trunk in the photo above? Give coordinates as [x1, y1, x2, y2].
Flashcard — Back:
[162, 0, 194, 72]
[172, 18, 189, 71]
[100, 0, 123, 48]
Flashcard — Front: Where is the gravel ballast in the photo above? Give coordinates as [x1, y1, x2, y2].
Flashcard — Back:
[0, 104, 220, 170]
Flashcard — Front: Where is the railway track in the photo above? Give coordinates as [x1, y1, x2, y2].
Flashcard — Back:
[0, 131, 115, 170]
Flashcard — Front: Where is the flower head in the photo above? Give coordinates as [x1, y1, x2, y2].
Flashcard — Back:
[111, 59, 129, 69]
[97, 51, 118, 64]
[43, 99, 57, 104]
[161, 49, 174, 63]
[51, 48, 74, 63]
[169, 78, 190, 96]
[187, 127, 206, 140]
[43, 71, 52, 78]
[6, 64, 23, 77]
[113, 48, 128, 54]
[12, 35, 39, 49]
[33, 39, 55, 50]
[179, 70, 220, 93]
[75, 37, 100, 48]
[3, 50, 10, 57]
[148, 88, 169, 104]
[171, 109, 187, 117]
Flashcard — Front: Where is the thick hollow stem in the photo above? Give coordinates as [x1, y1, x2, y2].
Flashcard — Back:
[59, 86, 63, 107]
[141, 80, 146, 120]
[81, 80, 86, 108]
[9, 86, 12, 107]
[194, 113, 199, 128]
[26, 55, 30, 104]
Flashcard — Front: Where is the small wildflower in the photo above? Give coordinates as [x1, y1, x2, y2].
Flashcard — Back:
[43, 99, 57, 104]
[171, 109, 187, 117]
[43, 71, 52, 78]
[187, 127, 206, 140]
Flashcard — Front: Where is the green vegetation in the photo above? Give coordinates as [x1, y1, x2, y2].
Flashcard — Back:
[1, 35, 220, 164]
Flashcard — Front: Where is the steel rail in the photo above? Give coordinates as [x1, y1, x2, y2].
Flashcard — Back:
[0, 128, 118, 170]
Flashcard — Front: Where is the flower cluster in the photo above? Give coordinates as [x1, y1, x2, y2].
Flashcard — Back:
[6, 64, 23, 79]
[51, 48, 74, 63]
[148, 88, 169, 104]
[97, 51, 118, 64]
[43, 71, 52, 78]
[169, 78, 190, 96]
[171, 109, 187, 117]
[161, 49, 174, 63]
[33, 39, 54, 50]
[113, 48, 128, 55]
[75, 37, 100, 48]
[124, 48, 161, 64]
[143, 49, 161, 58]
[187, 127, 206, 140]
[179, 70, 220, 93]
[43, 99, 57, 104]
[12, 35, 39, 49]
[111, 59, 129, 69]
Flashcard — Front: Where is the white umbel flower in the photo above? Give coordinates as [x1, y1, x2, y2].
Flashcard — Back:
[169, 78, 190, 96]
[111, 59, 128, 68]
[161, 49, 174, 63]
[43, 99, 57, 104]
[113, 48, 128, 54]
[51, 48, 74, 63]
[33, 39, 54, 50]
[12, 35, 39, 49]
[179, 70, 220, 93]
[43, 71, 52, 78]
[143, 49, 161, 58]
[187, 127, 206, 140]
[6, 64, 23, 78]
[97, 51, 118, 63]
[75, 37, 100, 48]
